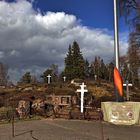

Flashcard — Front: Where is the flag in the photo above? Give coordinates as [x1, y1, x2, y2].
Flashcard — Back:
[114, 66, 123, 97]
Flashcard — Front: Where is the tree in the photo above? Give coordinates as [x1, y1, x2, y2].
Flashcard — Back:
[50, 64, 58, 82]
[100, 59, 108, 80]
[120, 56, 129, 82]
[41, 69, 53, 83]
[41, 64, 58, 83]
[107, 62, 114, 82]
[119, 0, 140, 24]
[84, 59, 90, 78]
[64, 41, 86, 80]
[90, 56, 101, 80]
[64, 45, 73, 80]
[0, 62, 8, 86]
[31, 75, 38, 85]
[20, 72, 31, 84]
[128, 32, 140, 86]
[119, 0, 140, 87]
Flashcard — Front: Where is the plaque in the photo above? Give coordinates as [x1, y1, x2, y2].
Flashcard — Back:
[101, 102, 140, 125]
[110, 104, 134, 124]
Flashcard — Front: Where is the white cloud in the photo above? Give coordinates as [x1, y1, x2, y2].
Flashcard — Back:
[0, 0, 128, 82]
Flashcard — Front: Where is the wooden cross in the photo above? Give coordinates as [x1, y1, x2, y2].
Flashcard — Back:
[123, 80, 132, 101]
[47, 74, 51, 84]
[76, 83, 88, 113]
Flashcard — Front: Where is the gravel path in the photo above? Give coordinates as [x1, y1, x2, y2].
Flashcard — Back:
[0, 119, 140, 140]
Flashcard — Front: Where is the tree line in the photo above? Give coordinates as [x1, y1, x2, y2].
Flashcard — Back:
[17, 41, 114, 84]
[0, 39, 139, 87]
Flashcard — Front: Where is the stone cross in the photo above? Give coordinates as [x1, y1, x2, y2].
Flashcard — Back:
[123, 80, 132, 101]
[63, 76, 66, 82]
[76, 83, 88, 113]
[47, 74, 51, 84]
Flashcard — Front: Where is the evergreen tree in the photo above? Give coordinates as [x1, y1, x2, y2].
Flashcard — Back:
[64, 41, 85, 80]
[41, 64, 58, 83]
[41, 69, 52, 83]
[84, 59, 90, 78]
[64, 45, 73, 80]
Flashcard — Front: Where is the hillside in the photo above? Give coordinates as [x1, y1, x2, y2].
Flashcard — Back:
[0, 80, 139, 108]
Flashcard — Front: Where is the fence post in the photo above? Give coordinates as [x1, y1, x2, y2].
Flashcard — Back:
[12, 110, 15, 137]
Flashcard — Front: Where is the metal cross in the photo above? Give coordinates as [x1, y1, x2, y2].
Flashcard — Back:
[123, 80, 132, 101]
[76, 83, 88, 113]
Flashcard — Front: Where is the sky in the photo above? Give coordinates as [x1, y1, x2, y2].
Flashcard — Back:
[0, 0, 129, 82]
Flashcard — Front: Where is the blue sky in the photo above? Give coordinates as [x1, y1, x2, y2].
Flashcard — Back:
[0, 0, 129, 82]
[32, 0, 128, 31]
[33, 0, 115, 29]
[7, 0, 128, 31]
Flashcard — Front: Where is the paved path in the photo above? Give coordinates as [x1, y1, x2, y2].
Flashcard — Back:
[0, 119, 140, 140]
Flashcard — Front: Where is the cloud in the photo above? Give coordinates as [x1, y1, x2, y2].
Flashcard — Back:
[0, 0, 128, 82]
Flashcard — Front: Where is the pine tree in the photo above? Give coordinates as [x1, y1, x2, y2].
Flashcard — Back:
[64, 41, 85, 80]
[41, 64, 58, 83]
[84, 59, 90, 78]
[64, 45, 73, 80]
[41, 69, 52, 83]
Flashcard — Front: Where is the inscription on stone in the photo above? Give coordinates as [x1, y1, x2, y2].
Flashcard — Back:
[110, 104, 134, 124]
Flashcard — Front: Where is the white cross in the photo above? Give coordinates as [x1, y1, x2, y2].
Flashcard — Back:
[76, 83, 88, 113]
[47, 74, 51, 84]
[123, 80, 132, 101]
[94, 75, 97, 81]
[63, 76, 66, 82]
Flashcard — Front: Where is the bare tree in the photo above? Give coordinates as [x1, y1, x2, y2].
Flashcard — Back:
[119, 0, 140, 87]
[119, 0, 140, 26]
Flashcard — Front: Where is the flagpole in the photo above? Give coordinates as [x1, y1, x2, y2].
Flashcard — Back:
[113, 0, 124, 102]
[114, 0, 119, 70]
